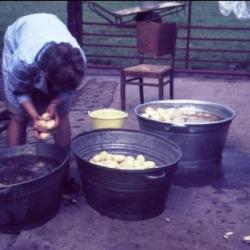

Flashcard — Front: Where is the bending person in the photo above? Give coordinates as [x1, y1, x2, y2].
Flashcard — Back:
[2, 13, 87, 149]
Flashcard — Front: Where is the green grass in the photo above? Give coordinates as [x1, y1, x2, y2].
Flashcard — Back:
[0, 1, 67, 51]
[0, 1, 250, 71]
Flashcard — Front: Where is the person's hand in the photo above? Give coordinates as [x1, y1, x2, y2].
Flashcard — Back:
[33, 115, 46, 132]
[46, 102, 60, 128]
[33, 114, 49, 140]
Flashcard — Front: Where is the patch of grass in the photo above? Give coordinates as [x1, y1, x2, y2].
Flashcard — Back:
[0, 1, 67, 52]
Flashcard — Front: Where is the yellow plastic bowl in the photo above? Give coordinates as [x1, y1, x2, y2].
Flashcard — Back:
[88, 108, 128, 129]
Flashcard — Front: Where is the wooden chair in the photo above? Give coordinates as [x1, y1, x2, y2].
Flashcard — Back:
[120, 21, 177, 110]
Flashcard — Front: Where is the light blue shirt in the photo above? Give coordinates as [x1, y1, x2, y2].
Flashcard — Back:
[2, 13, 87, 107]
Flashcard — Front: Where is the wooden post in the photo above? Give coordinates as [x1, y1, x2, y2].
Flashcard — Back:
[185, 1, 192, 69]
[67, 1, 83, 47]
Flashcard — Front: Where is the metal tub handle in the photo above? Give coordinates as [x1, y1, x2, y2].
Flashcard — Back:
[144, 171, 166, 180]
[164, 123, 189, 132]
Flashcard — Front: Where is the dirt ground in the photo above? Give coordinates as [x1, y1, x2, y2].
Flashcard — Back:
[0, 72, 250, 250]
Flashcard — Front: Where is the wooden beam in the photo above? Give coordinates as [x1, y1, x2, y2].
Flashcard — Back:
[67, 1, 83, 47]
[185, 1, 192, 69]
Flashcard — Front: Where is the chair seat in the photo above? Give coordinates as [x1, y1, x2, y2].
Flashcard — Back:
[123, 64, 171, 77]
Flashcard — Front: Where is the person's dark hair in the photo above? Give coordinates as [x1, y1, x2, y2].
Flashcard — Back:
[39, 42, 85, 92]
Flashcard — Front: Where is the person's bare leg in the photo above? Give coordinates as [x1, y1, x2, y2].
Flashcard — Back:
[7, 115, 28, 147]
[53, 113, 79, 196]
[53, 113, 71, 149]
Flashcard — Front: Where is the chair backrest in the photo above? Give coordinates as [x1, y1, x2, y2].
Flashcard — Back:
[136, 21, 177, 58]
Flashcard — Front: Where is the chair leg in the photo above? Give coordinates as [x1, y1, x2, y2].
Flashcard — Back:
[159, 76, 164, 100]
[139, 77, 144, 103]
[170, 71, 174, 99]
[120, 72, 126, 110]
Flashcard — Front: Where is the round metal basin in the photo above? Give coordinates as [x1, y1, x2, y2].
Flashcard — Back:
[72, 129, 182, 220]
[134, 99, 236, 182]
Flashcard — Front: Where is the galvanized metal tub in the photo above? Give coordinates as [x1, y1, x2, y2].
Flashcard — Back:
[71, 129, 182, 221]
[134, 100, 236, 183]
[0, 143, 69, 233]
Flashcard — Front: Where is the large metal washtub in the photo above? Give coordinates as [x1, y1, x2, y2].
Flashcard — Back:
[71, 129, 182, 221]
[0, 143, 69, 233]
[134, 99, 236, 183]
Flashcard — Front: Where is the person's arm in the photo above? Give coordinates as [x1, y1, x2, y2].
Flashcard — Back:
[9, 59, 47, 135]
[21, 99, 39, 120]
[9, 58, 41, 111]
[20, 98, 49, 134]
[9, 58, 39, 97]
[46, 92, 71, 128]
